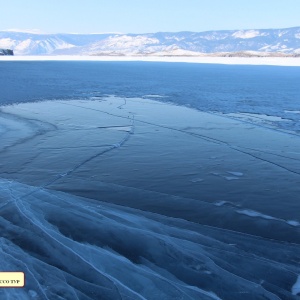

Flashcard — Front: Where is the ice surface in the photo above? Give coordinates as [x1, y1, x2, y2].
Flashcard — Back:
[1, 96, 300, 299]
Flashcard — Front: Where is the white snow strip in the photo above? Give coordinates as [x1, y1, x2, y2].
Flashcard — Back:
[143, 95, 168, 98]
[237, 209, 300, 227]
[236, 209, 276, 220]
[1, 55, 300, 66]
[285, 110, 300, 114]
[292, 275, 300, 296]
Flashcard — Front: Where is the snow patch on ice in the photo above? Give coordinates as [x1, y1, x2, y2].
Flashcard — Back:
[292, 275, 300, 295]
[285, 110, 300, 114]
[236, 209, 276, 220]
[204, 291, 223, 300]
[28, 290, 38, 298]
[239, 112, 288, 122]
[237, 209, 300, 227]
[210, 171, 243, 181]
[211, 172, 221, 176]
[227, 171, 243, 177]
[214, 201, 228, 207]
[287, 220, 300, 227]
[143, 94, 168, 98]
[191, 178, 204, 183]
[224, 176, 239, 181]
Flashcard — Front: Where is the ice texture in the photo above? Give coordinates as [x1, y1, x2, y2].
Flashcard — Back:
[1, 178, 299, 300]
[0, 96, 300, 299]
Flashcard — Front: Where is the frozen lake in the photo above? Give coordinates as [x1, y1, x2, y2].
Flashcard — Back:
[0, 62, 300, 299]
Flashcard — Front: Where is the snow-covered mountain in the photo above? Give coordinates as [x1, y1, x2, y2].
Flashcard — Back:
[1, 27, 300, 56]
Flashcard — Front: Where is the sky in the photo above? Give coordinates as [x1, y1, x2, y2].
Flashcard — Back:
[1, 0, 300, 34]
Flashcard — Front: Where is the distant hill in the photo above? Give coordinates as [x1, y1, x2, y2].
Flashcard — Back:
[0, 48, 14, 55]
[1, 27, 300, 56]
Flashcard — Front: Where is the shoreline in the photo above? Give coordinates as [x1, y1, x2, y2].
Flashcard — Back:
[1, 55, 300, 66]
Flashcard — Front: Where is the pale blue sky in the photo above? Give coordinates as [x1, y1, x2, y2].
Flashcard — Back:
[1, 0, 300, 34]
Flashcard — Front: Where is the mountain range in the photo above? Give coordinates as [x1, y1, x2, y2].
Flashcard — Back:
[1, 27, 300, 56]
